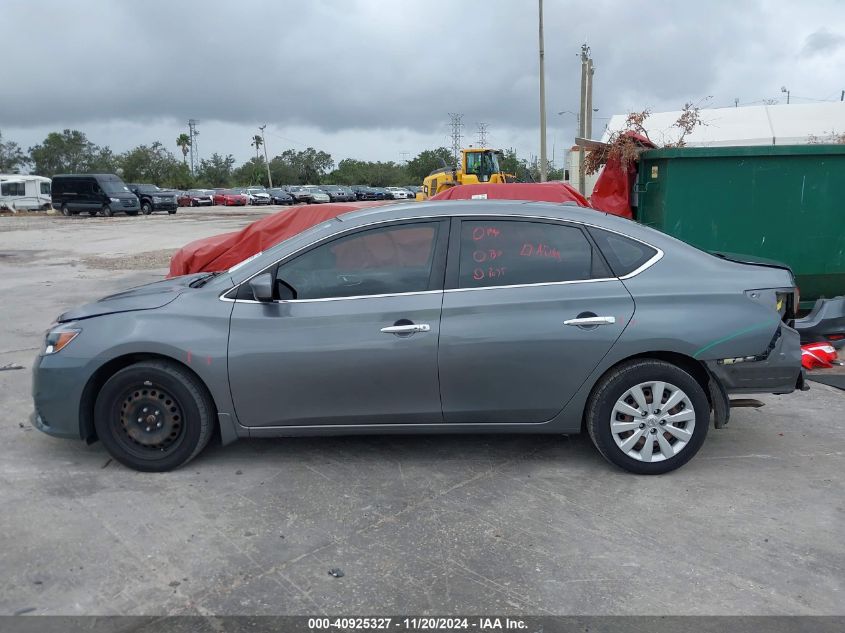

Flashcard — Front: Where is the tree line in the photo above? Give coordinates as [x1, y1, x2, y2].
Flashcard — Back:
[0, 128, 564, 189]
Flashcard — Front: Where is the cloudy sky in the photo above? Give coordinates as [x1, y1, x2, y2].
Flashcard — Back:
[3, 0, 844, 168]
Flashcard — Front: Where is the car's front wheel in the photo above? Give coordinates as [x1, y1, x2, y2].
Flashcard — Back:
[586, 359, 709, 475]
[94, 360, 214, 472]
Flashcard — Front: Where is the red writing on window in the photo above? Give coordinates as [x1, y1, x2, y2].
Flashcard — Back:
[472, 266, 507, 281]
[472, 226, 502, 241]
[472, 249, 503, 263]
[519, 242, 561, 261]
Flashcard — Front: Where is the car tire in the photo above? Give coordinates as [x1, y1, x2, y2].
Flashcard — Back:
[94, 360, 215, 472]
[102, 205, 114, 217]
[61, 204, 71, 217]
[586, 359, 709, 475]
[168, 209, 177, 214]
[141, 202, 152, 215]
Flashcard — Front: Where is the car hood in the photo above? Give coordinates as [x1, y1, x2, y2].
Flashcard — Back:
[57, 273, 210, 322]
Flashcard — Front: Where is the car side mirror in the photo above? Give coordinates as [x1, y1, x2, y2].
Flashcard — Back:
[249, 273, 274, 302]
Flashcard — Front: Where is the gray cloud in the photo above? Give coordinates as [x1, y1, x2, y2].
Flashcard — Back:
[2, 0, 844, 164]
[801, 28, 845, 56]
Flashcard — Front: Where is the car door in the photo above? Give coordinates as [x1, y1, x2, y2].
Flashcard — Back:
[438, 217, 636, 424]
[228, 219, 449, 428]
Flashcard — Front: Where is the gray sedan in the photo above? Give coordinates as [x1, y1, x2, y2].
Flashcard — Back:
[31, 201, 805, 473]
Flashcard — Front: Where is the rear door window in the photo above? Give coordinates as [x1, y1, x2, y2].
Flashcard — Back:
[456, 219, 610, 288]
[588, 228, 658, 277]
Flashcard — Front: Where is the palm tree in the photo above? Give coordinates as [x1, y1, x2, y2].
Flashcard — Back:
[251, 135, 263, 161]
[176, 133, 191, 164]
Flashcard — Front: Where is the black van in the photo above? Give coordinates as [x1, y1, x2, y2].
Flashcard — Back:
[51, 174, 141, 217]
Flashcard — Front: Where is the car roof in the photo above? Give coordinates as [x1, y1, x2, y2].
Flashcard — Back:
[336, 200, 666, 242]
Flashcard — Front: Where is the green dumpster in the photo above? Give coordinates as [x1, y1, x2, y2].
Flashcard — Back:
[635, 144, 845, 308]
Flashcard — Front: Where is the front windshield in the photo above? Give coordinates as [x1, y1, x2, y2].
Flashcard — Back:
[226, 220, 338, 274]
[102, 180, 130, 194]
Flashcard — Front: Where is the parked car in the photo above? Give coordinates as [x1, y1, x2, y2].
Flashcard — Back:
[243, 187, 272, 205]
[51, 174, 140, 217]
[177, 190, 214, 207]
[285, 186, 314, 204]
[319, 184, 354, 202]
[340, 186, 357, 202]
[31, 200, 804, 473]
[212, 189, 248, 206]
[370, 187, 388, 200]
[353, 186, 377, 201]
[385, 186, 412, 200]
[302, 186, 330, 203]
[267, 188, 294, 205]
[127, 184, 178, 215]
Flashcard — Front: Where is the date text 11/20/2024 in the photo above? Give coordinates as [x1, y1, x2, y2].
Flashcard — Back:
[307, 617, 529, 630]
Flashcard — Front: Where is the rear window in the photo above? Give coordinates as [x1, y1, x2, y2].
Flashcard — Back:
[588, 228, 658, 277]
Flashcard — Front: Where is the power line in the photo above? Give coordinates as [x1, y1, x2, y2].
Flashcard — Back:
[476, 122, 489, 147]
[447, 113, 464, 167]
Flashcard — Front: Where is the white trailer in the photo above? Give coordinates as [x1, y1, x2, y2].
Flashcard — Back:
[0, 174, 52, 212]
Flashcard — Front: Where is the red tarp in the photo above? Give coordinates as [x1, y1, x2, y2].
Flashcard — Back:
[167, 202, 390, 277]
[429, 181, 589, 206]
[588, 132, 655, 219]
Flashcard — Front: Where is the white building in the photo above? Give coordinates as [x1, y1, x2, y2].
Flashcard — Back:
[567, 102, 845, 198]
[602, 102, 845, 147]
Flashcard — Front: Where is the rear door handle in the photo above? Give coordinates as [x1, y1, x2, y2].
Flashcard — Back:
[564, 316, 616, 326]
[380, 324, 431, 334]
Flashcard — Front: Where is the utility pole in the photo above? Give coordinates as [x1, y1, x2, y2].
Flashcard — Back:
[538, 0, 547, 182]
[188, 119, 199, 177]
[476, 123, 489, 147]
[577, 43, 594, 195]
[259, 124, 272, 188]
[840, 90, 844, 102]
[448, 113, 464, 168]
[735, 98, 739, 108]
[781, 86, 790, 104]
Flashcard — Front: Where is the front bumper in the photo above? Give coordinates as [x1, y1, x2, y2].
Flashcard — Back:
[153, 201, 178, 211]
[31, 353, 88, 440]
[705, 323, 803, 394]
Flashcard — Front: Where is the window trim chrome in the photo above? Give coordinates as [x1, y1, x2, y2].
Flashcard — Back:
[219, 212, 664, 304]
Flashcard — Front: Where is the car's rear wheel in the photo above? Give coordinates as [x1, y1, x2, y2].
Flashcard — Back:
[94, 361, 214, 472]
[61, 204, 71, 217]
[586, 359, 709, 475]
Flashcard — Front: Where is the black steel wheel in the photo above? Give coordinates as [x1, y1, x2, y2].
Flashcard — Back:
[141, 202, 152, 215]
[94, 361, 214, 472]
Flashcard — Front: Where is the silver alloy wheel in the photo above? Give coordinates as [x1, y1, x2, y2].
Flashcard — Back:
[610, 380, 696, 462]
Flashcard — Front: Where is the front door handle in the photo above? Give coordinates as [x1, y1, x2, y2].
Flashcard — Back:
[380, 323, 431, 334]
[564, 316, 616, 326]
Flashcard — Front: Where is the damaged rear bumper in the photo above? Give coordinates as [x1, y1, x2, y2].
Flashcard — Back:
[704, 323, 803, 395]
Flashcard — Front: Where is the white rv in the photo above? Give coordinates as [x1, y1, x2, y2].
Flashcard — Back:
[0, 174, 52, 211]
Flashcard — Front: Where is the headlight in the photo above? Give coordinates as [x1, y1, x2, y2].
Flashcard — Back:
[110, 197, 121, 203]
[44, 328, 81, 355]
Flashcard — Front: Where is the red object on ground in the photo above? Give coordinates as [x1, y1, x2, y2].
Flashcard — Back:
[168, 201, 390, 277]
[588, 132, 655, 219]
[801, 343, 839, 369]
[429, 182, 589, 207]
